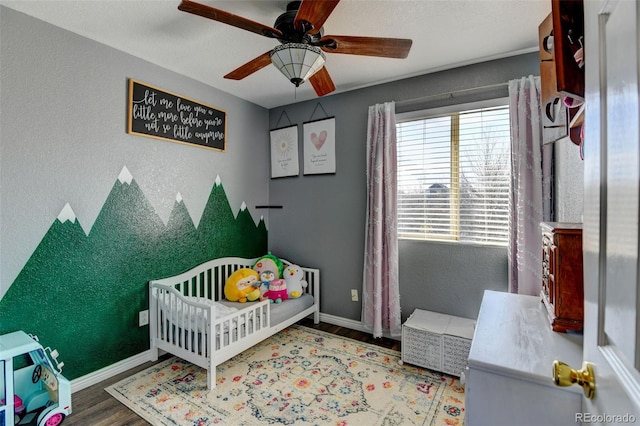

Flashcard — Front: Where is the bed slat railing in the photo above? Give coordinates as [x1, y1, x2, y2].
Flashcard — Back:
[301, 265, 320, 323]
[151, 285, 214, 360]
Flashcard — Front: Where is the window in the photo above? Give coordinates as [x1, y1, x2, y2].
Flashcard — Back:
[396, 99, 510, 246]
[12, 353, 33, 371]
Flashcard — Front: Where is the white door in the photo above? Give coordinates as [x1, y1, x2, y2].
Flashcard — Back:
[582, 0, 640, 419]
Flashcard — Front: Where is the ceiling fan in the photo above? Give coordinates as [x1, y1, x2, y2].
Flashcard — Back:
[178, 0, 413, 97]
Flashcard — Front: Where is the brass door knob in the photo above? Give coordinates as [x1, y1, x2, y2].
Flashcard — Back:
[553, 360, 596, 399]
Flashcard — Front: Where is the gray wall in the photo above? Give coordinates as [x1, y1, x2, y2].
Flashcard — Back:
[269, 53, 541, 322]
[1, 7, 270, 298]
[554, 141, 584, 222]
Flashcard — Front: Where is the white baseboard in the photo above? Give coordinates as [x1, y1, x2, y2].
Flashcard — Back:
[70, 314, 398, 393]
[70, 350, 153, 393]
[318, 313, 401, 341]
[319, 312, 365, 331]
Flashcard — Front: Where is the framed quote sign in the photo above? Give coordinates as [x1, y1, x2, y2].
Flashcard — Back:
[127, 79, 226, 151]
[270, 125, 299, 178]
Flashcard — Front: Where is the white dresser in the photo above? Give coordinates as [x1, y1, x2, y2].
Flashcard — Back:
[465, 290, 584, 426]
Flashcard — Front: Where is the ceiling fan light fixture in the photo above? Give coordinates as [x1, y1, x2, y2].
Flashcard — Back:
[270, 43, 326, 87]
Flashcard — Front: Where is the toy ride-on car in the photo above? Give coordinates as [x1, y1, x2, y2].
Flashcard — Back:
[0, 331, 71, 426]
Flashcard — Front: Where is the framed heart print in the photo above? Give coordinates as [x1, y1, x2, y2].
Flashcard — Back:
[303, 117, 336, 175]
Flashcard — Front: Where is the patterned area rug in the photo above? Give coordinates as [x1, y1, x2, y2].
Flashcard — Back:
[106, 325, 465, 425]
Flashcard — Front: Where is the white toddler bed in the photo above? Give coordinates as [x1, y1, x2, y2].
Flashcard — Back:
[149, 256, 320, 389]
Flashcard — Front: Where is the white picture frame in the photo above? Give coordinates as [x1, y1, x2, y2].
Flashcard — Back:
[303, 117, 336, 175]
[270, 125, 299, 178]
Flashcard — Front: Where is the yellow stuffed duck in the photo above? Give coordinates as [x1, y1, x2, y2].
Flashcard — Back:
[224, 268, 261, 303]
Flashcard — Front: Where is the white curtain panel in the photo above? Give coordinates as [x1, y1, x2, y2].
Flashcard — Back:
[508, 76, 552, 295]
[362, 102, 401, 338]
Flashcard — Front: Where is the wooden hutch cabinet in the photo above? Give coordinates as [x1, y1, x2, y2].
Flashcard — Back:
[540, 222, 583, 332]
[538, 0, 585, 146]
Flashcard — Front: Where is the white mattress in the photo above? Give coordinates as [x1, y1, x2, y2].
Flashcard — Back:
[218, 293, 314, 326]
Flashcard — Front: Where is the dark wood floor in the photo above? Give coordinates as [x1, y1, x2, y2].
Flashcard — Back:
[64, 320, 400, 426]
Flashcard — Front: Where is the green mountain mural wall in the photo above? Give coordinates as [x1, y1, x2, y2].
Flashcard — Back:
[0, 167, 267, 379]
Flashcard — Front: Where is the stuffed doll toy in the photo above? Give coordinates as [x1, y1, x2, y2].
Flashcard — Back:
[283, 264, 308, 298]
[258, 270, 277, 301]
[224, 268, 261, 303]
[263, 278, 288, 304]
[253, 253, 284, 279]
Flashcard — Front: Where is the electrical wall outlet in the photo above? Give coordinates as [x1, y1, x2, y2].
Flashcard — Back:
[351, 289, 359, 302]
[139, 309, 149, 327]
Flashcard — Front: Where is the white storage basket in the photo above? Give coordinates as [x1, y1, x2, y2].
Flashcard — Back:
[401, 309, 475, 377]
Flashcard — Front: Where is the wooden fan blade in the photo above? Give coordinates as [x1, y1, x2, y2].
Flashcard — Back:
[309, 67, 336, 97]
[178, 0, 282, 38]
[320, 35, 412, 58]
[224, 51, 273, 80]
[294, 0, 340, 34]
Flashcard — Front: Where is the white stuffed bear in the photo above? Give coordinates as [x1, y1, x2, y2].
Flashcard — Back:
[284, 264, 308, 298]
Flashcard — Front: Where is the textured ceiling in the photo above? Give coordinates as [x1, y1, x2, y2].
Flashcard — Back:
[1, 0, 550, 108]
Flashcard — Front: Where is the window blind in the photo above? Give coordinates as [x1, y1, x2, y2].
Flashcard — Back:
[396, 105, 510, 245]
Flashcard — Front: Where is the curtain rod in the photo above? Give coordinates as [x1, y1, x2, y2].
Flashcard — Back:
[396, 82, 509, 107]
